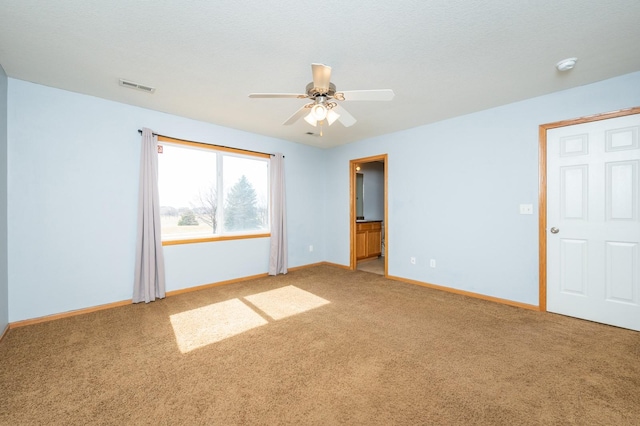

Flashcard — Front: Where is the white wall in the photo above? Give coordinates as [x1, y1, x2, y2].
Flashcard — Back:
[360, 162, 384, 221]
[7, 79, 327, 322]
[0, 65, 8, 332]
[325, 71, 640, 306]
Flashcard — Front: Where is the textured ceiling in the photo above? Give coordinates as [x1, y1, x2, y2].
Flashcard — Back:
[1, 0, 639, 148]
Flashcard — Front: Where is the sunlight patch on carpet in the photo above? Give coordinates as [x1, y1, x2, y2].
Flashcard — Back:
[244, 285, 330, 320]
[170, 298, 268, 353]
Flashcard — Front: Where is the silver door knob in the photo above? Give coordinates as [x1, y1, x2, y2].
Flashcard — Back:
[550, 227, 559, 234]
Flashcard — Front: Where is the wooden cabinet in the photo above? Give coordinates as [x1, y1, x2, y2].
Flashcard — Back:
[356, 221, 382, 260]
[355, 231, 367, 259]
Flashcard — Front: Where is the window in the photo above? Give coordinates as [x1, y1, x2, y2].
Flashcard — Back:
[157, 137, 270, 244]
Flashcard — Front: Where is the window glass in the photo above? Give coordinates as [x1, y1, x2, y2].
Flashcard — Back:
[157, 141, 269, 243]
[223, 155, 269, 233]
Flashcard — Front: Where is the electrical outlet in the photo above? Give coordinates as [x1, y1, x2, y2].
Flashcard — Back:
[430, 259, 436, 268]
[519, 204, 533, 215]
[309, 245, 313, 252]
[410, 257, 416, 265]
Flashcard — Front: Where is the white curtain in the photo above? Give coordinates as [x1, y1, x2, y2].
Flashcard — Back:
[269, 153, 288, 275]
[133, 128, 166, 303]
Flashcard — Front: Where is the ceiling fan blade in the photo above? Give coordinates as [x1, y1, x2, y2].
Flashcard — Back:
[249, 93, 307, 99]
[283, 104, 311, 125]
[333, 104, 356, 127]
[335, 89, 395, 101]
[311, 63, 332, 92]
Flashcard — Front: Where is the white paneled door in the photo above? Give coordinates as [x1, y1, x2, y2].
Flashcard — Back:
[547, 113, 640, 331]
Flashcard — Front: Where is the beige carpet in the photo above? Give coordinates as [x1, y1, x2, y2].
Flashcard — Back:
[1, 265, 639, 425]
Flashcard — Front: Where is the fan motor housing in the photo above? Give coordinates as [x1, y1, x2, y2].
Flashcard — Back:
[306, 82, 336, 98]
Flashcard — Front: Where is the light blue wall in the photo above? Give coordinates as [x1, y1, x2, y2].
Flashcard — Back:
[7, 79, 326, 322]
[6, 72, 640, 322]
[360, 162, 384, 221]
[0, 65, 8, 333]
[325, 71, 640, 306]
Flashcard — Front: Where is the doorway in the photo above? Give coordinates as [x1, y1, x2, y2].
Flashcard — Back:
[350, 154, 388, 275]
[539, 107, 640, 331]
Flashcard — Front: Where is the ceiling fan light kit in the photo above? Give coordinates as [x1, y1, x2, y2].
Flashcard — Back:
[311, 103, 328, 121]
[326, 108, 340, 125]
[304, 113, 318, 127]
[249, 63, 394, 132]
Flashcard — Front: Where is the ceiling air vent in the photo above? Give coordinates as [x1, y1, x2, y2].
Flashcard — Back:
[119, 79, 155, 93]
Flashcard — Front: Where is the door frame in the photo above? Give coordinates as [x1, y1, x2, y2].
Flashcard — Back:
[350, 154, 388, 274]
[538, 106, 640, 311]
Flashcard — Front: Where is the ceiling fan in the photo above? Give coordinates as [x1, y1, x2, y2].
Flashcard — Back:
[249, 63, 394, 130]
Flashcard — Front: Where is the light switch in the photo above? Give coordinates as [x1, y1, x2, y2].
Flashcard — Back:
[519, 204, 533, 214]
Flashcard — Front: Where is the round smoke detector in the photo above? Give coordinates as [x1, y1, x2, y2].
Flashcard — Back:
[556, 57, 578, 71]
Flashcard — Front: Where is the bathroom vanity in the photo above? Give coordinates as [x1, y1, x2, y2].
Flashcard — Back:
[355, 220, 382, 260]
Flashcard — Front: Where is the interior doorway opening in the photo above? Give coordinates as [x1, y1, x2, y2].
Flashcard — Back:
[350, 155, 388, 275]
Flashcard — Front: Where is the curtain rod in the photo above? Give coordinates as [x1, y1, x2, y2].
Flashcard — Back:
[137, 129, 281, 158]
